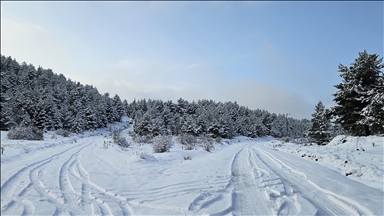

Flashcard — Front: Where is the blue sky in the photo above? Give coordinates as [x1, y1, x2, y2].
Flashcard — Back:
[1, 1, 383, 119]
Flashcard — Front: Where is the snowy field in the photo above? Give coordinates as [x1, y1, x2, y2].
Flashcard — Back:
[1, 121, 383, 215]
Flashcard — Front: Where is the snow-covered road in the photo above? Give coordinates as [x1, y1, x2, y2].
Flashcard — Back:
[1, 132, 383, 215]
[233, 144, 383, 215]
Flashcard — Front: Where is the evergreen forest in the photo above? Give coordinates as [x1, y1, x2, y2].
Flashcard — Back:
[1, 50, 383, 142]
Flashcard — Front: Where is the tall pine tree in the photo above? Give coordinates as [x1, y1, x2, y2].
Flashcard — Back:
[333, 50, 384, 136]
[308, 101, 331, 145]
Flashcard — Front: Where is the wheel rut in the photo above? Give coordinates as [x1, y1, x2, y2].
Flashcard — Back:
[254, 146, 374, 216]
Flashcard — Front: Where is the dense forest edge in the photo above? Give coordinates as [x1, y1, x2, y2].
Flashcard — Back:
[1, 50, 383, 144]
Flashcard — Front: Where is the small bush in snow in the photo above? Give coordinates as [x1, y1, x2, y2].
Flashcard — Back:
[137, 152, 158, 162]
[178, 134, 197, 145]
[356, 167, 365, 177]
[152, 135, 173, 153]
[103, 140, 111, 149]
[133, 134, 153, 144]
[178, 134, 197, 150]
[198, 136, 214, 144]
[7, 126, 44, 140]
[199, 136, 215, 152]
[111, 128, 130, 148]
[183, 144, 194, 150]
[56, 129, 70, 137]
[273, 143, 283, 149]
[203, 142, 214, 152]
[128, 130, 136, 137]
[139, 152, 149, 160]
[183, 155, 192, 160]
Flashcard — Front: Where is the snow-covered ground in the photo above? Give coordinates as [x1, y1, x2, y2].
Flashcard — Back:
[1, 121, 383, 215]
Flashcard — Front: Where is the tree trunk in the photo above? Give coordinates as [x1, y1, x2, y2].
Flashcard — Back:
[364, 125, 370, 136]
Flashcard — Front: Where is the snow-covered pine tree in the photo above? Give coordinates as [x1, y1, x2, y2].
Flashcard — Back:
[196, 112, 209, 136]
[269, 114, 286, 138]
[333, 50, 384, 136]
[122, 99, 129, 118]
[70, 100, 86, 133]
[134, 112, 152, 136]
[358, 72, 384, 134]
[112, 94, 125, 122]
[150, 116, 167, 136]
[308, 101, 331, 145]
[181, 115, 198, 135]
[161, 105, 172, 135]
[103, 93, 118, 123]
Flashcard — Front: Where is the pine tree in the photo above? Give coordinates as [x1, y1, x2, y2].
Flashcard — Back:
[112, 94, 125, 122]
[308, 101, 331, 144]
[181, 115, 197, 135]
[134, 112, 152, 135]
[333, 50, 384, 136]
[358, 73, 384, 134]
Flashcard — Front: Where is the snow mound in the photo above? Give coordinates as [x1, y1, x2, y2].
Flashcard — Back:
[266, 135, 384, 190]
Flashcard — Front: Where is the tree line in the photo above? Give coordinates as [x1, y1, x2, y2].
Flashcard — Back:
[127, 98, 311, 139]
[1, 50, 382, 143]
[1, 55, 126, 133]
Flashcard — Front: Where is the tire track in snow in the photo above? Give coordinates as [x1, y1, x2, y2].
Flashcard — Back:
[28, 142, 92, 215]
[67, 157, 134, 215]
[1, 143, 83, 199]
[1, 141, 91, 215]
[255, 146, 374, 215]
[247, 146, 317, 215]
[20, 200, 35, 216]
[231, 144, 271, 215]
[76, 158, 129, 215]
[27, 140, 126, 215]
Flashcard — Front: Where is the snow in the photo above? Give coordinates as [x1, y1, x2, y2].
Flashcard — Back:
[1, 122, 383, 215]
[267, 135, 384, 190]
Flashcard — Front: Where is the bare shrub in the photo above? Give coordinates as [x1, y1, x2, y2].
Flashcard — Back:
[178, 134, 197, 150]
[273, 143, 283, 150]
[7, 126, 44, 140]
[199, 136, 215, 152]
[178, 134, 197, 145]
[56, 129, 70, 137]
[183, 155, 192, 160]
[198, 136, 214, 144]
[128, 130, 136, 137]
[139, 152, 149, 160]
[111, 128, 130, 148]
[137, 152, 158, 162]
[183, 144, 194, 150]
[152, 135, 173, 153]
[103, 140, 111, 149]
[203, 142, 214, 152]
[133, 134, 153, 144]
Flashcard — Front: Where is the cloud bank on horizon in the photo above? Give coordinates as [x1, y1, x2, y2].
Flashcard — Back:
[1, 1, 382, 119]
